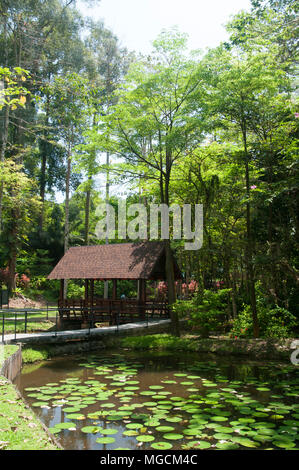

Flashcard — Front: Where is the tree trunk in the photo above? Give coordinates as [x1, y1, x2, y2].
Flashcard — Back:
[164, 153, 180, 336]
[7, 207, 19, 295]
[165, 239, 180, 336]
[39, 151, 47, 236]
[104, 152, 110, 298]
[38, 93, 50, 235]
[243, 128, 259, 337]
[63, 142, 72, 299]
[0, 6, 9, 161]
[84, 181, 91, 245]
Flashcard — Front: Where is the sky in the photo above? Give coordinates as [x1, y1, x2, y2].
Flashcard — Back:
[78, 0, 252, 55]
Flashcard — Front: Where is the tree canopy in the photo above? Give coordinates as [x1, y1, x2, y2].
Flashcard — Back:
[0, 0, 298, 338]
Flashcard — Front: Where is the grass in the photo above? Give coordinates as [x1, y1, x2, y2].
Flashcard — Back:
[0, 346, 60, 450]
[0, 311, 55, 335]
[121, 333, 198, 351]
[0, 320, 55, 335]
[0, 376, 60, 450]
[0, 345, 19, 366]
[21, 346, 50, 363]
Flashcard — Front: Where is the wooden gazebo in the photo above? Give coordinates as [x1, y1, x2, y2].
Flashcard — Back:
[48, 241, 182, 328]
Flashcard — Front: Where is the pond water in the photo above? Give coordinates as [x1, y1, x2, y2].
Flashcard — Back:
[14, 350, 299, 450]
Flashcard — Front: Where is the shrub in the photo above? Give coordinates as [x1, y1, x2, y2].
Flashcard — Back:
[66, 281, 85, 299]
[173, 288, 230, 337]
[230, 304, 297, 339]
[121, 334, 197, 351]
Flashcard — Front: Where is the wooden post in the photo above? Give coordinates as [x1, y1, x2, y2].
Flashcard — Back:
[138, 279, 146, 303]
[84, 279, 89, 303]
[59, 279, 64, 303]
[104, 280, 109, 299]
[143, 280, 146, 303]
[138, 279, 146, 319]
[112, 279, 117, 300]
[90, 279, 94, 306]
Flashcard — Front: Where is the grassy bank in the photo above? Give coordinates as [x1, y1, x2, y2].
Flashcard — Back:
[0, 346, 60, 450]
[121, 333, 294, 361]
[121, 333, 198, 351]
[0, 344, 19, 363]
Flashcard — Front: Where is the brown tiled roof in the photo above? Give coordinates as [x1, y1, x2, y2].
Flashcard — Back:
[48, 241, 181, 280]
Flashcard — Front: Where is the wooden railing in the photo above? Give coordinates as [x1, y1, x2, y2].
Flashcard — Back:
[58, 298, 169, 325]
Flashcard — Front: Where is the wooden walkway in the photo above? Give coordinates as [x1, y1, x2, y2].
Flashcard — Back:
[1, 319, 171, 345]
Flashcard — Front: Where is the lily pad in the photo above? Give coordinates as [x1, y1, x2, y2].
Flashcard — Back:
[100, 428, 119, 435]
[96, 437, 116, 444]
[54, 422, 76, 430]
[192, 441, 211, 449]
[136, 435, 155, 442]
[156, 425, 175, 433]
[81, 426, 101, 434]
[151, 441, 173, 450]
[125, 423, 144, 430]
[163, 433, 184, 440]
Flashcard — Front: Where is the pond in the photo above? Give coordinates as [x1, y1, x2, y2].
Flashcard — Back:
[14, 350, 299, 450]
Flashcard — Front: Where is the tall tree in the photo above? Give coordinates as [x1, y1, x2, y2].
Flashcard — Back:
[95, 29, 205, 335]
[44, 72, 91, 262]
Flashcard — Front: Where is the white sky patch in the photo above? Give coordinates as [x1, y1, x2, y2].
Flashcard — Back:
[78, 0, 252, 54]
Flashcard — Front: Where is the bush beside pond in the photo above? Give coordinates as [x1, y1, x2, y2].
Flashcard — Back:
[173, 288, 298, 340]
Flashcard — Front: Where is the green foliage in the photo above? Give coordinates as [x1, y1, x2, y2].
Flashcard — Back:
[0, 345, 19, 366]
[0, 0, 298, 341]
[0, 67, 30, 110]
[174, 289, 230, 337]
[231, 304, 298, 339]
[21, 347, 50, 363]
[16, 249, 54, 277]
[0, 376, 59, 450]
[121, 334, 198, 351]
[66, 281, 85, 300]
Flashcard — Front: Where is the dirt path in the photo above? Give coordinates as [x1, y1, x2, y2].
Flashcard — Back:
[7, 295, 55, 309]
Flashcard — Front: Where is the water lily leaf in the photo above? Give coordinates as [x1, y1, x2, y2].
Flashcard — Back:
[100, 428, 118, 435]
[96, 437, 115, 444]
[123, 430, 139, 436]
[183, 428, 202, 436]
[165, 416, 182, 423]
[216, 442, 239, 449]
[48, 427, 62, 434]
[155, 426, 175, 433]
[136, 435, 155, 442]
[151, 441, 173, 450]
[163, 433, 184, 440]
[65, 413, 85, 420]
[81, 426, 101, 434]
[125, 423, 144, 430]
[211, 416, 228, 422]
[195, 441, 212, 449]
[54, 422, 76, 430]
[144, 419, 160, 427]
